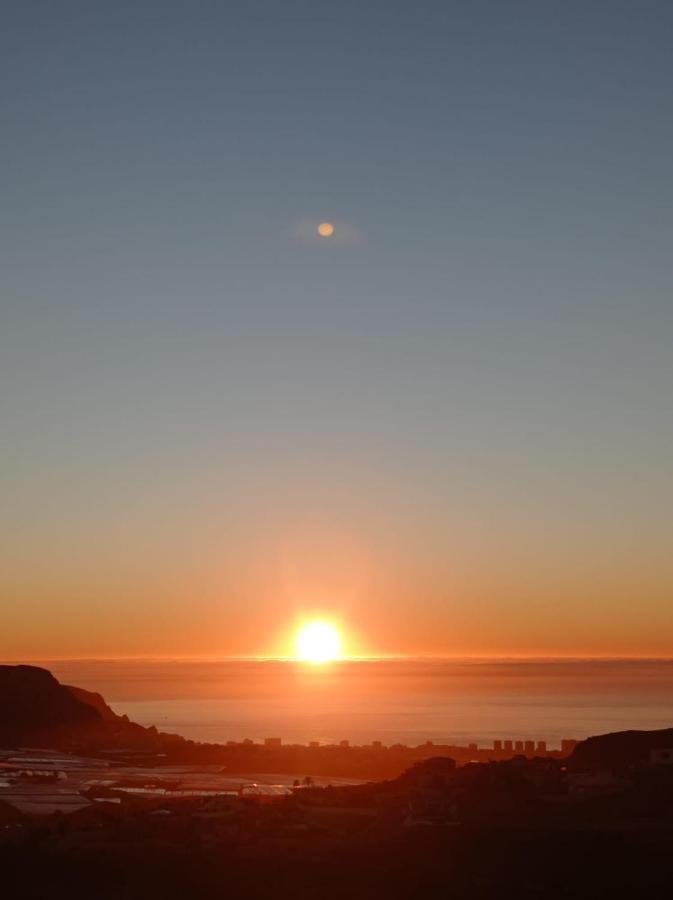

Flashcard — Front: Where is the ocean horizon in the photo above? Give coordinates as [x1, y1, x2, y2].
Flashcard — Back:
[17, 657, 673, 750]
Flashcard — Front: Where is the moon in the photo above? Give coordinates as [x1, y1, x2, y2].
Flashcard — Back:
[317, 222, 335, 238]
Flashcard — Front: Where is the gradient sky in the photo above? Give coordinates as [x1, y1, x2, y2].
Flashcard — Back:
[2, 1, 672, 659]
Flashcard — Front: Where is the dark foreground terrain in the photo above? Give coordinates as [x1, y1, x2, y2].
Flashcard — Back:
[2, 815, 673, 900]
[3, 664, 673, 898]
[4, 750, 673, 900]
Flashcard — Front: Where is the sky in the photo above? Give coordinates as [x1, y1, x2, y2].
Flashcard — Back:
[1, 1, 672, 659]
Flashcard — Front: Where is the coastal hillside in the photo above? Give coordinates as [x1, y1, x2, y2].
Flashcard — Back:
[570, 727, 673, 769]
[0, 665, 162, 751]
[65, 683, 125, 722]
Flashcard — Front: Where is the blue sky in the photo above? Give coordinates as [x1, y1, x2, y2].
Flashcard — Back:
[2, 1, 672, 656]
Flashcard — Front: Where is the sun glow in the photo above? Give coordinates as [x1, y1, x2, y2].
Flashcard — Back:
[295, 621, 342, 663]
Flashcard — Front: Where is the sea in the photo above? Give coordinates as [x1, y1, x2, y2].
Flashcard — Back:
[36, 658, 673, 750]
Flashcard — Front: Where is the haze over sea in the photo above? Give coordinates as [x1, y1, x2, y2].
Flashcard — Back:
[31, 658, 673, 750]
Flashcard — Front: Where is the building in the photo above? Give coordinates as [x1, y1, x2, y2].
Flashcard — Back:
[514, 741, 524, 753]
[561, 739, 578, 755]
[524, 740, 535, 755]
[240, 783, 292, 804]
[504, 740, 513, 752]
[536, 741, 547, 754]
[339, 740, 350, 748]
[493, 740, 502, 752]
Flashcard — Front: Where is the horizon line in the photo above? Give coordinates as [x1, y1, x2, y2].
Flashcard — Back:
[4, 654, 673, 664]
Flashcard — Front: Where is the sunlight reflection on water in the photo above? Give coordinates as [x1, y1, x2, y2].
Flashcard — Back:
[43, 658, 673, 748]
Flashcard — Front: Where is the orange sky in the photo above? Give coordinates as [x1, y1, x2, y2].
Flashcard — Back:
[3, 3, 673, 663]
[3, 509, 672, 659]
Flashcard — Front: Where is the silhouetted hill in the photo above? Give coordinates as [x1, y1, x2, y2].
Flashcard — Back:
[570, 727, 673, 769]
[0, 665, 162, 751]
[65, 684, 124, 722]
[0, 665, 100, 745]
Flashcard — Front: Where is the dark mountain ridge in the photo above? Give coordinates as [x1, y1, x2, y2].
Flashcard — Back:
[0, 664, 162, 750]
[65, 683, 125, 722]
[569, 726, 673, 769]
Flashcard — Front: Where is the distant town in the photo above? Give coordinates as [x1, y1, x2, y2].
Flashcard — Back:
[145, 733, 581, 778]
[250, 734, 580, 756]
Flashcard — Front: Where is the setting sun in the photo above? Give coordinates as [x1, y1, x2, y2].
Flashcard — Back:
[295, 621, 342, 663]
